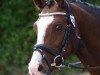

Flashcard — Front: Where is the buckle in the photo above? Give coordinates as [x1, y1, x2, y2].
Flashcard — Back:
[51, 55, 64, 68]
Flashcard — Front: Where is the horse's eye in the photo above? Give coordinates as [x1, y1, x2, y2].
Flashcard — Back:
[55, 24, 63, 31]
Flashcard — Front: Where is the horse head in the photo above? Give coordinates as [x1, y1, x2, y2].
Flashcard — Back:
[28, 0, 80, 75]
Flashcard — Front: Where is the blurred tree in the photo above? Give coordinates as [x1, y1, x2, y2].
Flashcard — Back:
[0, 0, 40, 75]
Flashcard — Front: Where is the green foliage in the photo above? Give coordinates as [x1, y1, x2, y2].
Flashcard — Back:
[0, 0, 100, 75]
[0, 0, 39, 74]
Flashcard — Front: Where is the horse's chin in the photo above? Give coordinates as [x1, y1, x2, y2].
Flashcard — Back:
[41, 63, 51, 75]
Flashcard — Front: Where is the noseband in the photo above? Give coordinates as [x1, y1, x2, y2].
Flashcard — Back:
[34, 1, 81, 73]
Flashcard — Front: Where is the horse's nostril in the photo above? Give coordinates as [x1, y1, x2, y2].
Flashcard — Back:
[32, 73, 34, 75]
[38, 64, 43, 71]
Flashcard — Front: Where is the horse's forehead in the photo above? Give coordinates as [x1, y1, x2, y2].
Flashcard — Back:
[35, 16, 54, 45]
[36, 16, 54, 28]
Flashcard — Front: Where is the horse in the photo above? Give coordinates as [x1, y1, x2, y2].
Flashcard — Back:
[28, 0, 100, 75]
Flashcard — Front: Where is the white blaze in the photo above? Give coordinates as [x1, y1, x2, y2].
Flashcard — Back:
[36, 16, 54, 45]
[28, 16, 54, 75]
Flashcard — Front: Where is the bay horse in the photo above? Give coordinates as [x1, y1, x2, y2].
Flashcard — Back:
[28, 0, 100, 75]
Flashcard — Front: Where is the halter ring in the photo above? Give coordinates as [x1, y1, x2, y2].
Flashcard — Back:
[51, 55, 64, 68]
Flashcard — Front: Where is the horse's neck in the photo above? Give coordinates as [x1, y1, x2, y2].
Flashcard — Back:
[71, 3, 100, 74]
[76, 41, 100, 75]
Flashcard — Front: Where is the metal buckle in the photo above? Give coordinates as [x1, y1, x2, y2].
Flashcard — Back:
[51, 55, 64, 68]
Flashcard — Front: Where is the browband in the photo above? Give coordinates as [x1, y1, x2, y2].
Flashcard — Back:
[39, 12, 66, 17]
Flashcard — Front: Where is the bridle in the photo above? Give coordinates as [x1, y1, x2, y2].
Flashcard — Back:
[34, 0, 82, 72]
[34, 0, 83, 74]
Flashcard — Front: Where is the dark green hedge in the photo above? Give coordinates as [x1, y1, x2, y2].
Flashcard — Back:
[0, 0, 39, 75]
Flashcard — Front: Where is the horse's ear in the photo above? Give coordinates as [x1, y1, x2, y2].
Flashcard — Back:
[33, 0, 44, 9]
